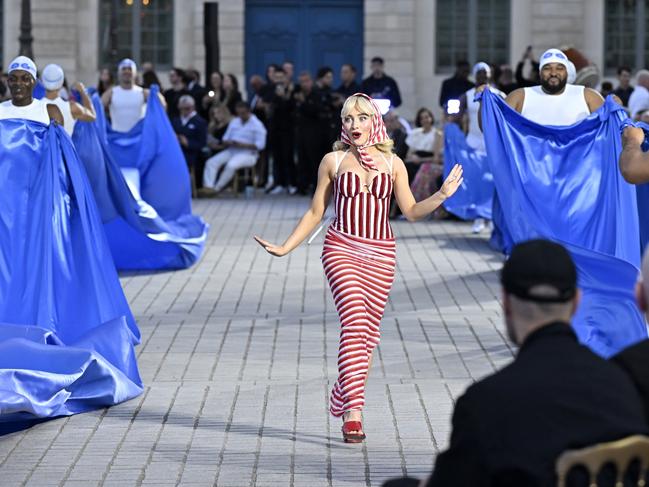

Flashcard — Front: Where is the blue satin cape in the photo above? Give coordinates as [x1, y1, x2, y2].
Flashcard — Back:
[442, 122, 494, 220]
[0, 120, 142, 420]
[86, 85, 208, 270]
[480, 90, 647, 357]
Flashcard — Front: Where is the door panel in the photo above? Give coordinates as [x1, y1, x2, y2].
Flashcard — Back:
[245, 0, 363, 88]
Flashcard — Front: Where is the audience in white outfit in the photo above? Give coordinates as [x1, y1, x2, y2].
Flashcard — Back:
[200, 100, 267, 196]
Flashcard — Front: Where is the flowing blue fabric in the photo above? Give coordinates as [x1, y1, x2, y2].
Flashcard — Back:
[442, 122, 494, 220]
[480, 90, 647, 357]
[0, 120, 142, 420]
[78, 87, 208, 270]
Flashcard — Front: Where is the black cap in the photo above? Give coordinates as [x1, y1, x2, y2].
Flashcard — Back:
[501, 239, 577, 303]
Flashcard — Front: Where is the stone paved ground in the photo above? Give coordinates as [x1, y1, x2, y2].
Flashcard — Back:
[0, 195, 512, 487]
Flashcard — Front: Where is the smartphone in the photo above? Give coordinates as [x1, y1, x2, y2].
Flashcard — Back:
[446, 99, 461, 115]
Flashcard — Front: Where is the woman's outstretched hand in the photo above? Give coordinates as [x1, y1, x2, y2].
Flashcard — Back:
[440, 164, 464, 199]
[254, 235, 288, 257]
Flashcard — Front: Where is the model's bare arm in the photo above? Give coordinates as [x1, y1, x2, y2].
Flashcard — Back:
[584, 87, 605, 113]
[619, 126, 649, 184]
[101, 87, 112, 111]
[393, 157, 463, 221]
[70, 82, 96, 122]
[47, 104, 64, 125]
[254, 153, 335, 256]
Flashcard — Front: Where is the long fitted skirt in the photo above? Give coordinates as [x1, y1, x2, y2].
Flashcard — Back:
[321, 226, 396, 417]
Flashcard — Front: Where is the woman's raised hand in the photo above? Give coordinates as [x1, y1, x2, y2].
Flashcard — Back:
[254, 236, 288, 257]
[440, 164, 464, 199]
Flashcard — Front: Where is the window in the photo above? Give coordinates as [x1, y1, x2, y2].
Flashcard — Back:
[604, 0, 646, 73]
[435, 0, 510, 72]
[98, 0, 173, 69]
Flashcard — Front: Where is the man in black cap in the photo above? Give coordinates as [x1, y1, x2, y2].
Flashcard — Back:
[386, 239, 648, 487]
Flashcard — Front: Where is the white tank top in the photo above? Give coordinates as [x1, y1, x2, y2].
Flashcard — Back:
[0, 99, 50, 124]
[109, 85, 146, 132]
[465, 86, 505, 153]
[45, 97, 75, 136]
[521, 85, 590, 126]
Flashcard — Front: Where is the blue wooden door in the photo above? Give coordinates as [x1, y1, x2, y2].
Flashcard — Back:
[245, 0, 363, 87]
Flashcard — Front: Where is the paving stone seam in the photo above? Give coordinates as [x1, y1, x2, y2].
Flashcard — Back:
[18, 417, 71, 485]
[173, 385, 211, 487]
[136, 385, 181, 487]
[99, 388, 151, 486]
[57, 409, 109, 486]
[213, 385, 241, 487]
[249, 385, 270, 487]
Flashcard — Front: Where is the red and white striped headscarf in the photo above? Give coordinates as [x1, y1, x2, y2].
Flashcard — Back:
[339, 93, 389, 172]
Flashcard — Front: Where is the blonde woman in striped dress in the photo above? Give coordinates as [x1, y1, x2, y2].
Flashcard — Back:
[255, 94, 463, 443]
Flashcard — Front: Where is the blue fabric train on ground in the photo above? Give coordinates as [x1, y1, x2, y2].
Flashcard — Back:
[80, 85, 208, 270]
[442, 122, 494, 221]
[0, 120, 143, 421]
[480, 89, 647, 357]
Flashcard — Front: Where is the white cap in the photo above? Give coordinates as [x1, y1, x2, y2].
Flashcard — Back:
[8, 55, 37, 80]
[472, 61, 491, 78]
[566, 61, 576, 84]
[539, 48, 569, 70]
[42, 64, 65, 91]
[118, 58, 137, 74]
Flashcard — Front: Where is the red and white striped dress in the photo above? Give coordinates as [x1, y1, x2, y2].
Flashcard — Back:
[321, 150, 397, 417]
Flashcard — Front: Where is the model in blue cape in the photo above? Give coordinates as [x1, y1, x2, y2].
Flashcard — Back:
[74, 85, 208, 270]
[442, 122, 493, 221]
[479, 89, 647, 357]
[0, 119, 142, 421]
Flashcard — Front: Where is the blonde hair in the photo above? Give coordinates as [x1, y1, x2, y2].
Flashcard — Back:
[332, 94, 394, 154]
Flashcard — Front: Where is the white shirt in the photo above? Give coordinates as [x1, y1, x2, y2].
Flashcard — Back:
[181, 110, 197, 126]
[0, 99, 50, 124]
[405, 127, 436, 152]
[465, 86, 505, 153]
[628, 85, 649, 119]
[223, 114, 267, 152]
[110, 85, 146, 132]
[45, 97, 75, 136]
[521, 85, 590, 126]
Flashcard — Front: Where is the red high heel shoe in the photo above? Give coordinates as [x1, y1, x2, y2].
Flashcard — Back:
[341, 421, 366, 443]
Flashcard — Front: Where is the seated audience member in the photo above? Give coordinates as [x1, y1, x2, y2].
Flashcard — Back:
[406, 108, 443, 203]
[199, 101, 266, 196]
[611, 249, 649, 423]
[385, 240, 648, 487]
[171, 95, 207, 168]
[205, 104, 232, 155]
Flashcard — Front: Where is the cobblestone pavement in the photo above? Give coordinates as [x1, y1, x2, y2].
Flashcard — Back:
[0, 195, 512, 487]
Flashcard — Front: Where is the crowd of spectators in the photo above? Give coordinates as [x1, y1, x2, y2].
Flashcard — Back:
[0, 50, 646, 200]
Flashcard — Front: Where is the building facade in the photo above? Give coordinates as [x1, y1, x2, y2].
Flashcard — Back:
[0, 0, 635, 119]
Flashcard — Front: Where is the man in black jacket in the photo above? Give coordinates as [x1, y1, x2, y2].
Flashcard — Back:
[610, 250, 649, 423]
[361, 57, 402, 108]
[438, 60, 473, 109]
[171, 95, 207, 168]
[395, 240, 649, 487]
